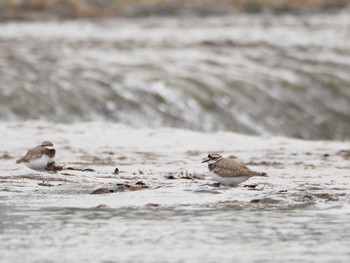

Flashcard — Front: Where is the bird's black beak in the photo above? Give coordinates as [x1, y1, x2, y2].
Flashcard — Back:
[202, 158, 210, 163]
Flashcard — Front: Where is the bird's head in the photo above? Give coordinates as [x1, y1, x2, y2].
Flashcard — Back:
[202, 153, 222, 164]
[41, 141, 55, 151]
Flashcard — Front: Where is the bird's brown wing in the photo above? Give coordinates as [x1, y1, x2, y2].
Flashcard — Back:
[16, 145, 43, 163]
[212, 159, 261, 178]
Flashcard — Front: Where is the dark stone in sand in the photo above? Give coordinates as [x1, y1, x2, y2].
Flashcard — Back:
[136, 181, 149, 188]
[128, 185, 143, 191]
[244, 184, 258, 189]
[91, 188, 109, 194]
[166, 174, 176, 180]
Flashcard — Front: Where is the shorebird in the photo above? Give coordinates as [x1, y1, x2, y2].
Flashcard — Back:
[202, 153, 267, 186]
[16, 141, 56, 171]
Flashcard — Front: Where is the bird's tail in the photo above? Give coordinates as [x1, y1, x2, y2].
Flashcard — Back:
[16, 158, 23, 164]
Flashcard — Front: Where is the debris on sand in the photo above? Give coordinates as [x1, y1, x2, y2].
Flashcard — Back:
[180, 170, 203, 180]
[244, 183, 266, 191]
[244, 184, 259, 189]
[45, 162, 95, 172]
[165, 170, 204, 180]
[128, 185, 143, 191]
[38, 181, 54, 187]
[91, 188, 110, 194]
[45, 162, 64, 171]
[90, 182, 150, 194]
[65, 167, 95, 172]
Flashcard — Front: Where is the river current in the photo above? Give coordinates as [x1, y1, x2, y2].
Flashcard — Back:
[0, 13, 350, 139]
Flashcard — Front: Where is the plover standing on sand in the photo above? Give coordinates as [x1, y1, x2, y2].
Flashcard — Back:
[202, 153, 267, 186]
[16, 141, 56, 171]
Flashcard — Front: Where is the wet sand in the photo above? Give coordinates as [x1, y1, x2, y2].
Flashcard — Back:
[0, 121, 349, 262]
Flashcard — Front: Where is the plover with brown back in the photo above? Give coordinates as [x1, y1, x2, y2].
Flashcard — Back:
[16, 141, 56, 171]
[202, 153, 267, 186]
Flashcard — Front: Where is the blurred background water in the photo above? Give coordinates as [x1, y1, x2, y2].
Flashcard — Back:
[0, 0, 350, 140]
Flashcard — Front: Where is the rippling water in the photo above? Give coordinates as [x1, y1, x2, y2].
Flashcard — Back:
[0, 122, 350, 262]
[1, 206, 350, 263]
[0, 13, 350, 139]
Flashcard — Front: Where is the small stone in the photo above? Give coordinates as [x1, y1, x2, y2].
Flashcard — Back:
[91, 188, 109, 194]
[166, 173, 176, 179]
[128, 185, 143, 191]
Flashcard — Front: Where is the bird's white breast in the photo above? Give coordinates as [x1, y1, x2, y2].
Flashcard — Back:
[25, 155, 50, 171]
[210, 172, 249, 186]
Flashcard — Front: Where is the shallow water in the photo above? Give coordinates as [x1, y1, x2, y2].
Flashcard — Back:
[0, 121, 349, 262]
[0, 14, 350, 139]
[1, 206, 350, 263]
